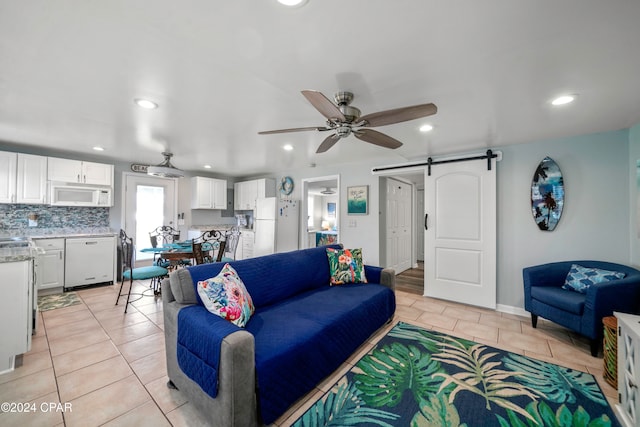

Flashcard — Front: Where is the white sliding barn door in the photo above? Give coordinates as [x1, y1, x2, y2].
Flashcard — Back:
[424, 158, 496, 309]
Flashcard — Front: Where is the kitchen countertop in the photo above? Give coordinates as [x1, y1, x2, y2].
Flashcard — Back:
[0, 227, 118, 240]
[0, 227, 117, 263]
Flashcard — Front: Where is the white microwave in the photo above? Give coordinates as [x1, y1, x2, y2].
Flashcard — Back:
[49, 183, 112, 207]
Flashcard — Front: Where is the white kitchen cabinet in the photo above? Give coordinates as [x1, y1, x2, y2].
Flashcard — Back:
[33, 238, 65, 293]
[0, 259, 32, 373]
[0, 151, 17, 203]
[191, 176, 227, 209]
[234, 178, 275, 210]
[64, 236, 116, 290]
[48, 157, 114, 186]
[0, 152, 47, 204]
[616, 311, 640, 427]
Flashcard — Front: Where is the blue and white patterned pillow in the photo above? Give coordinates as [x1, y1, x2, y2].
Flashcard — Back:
[562, 264, 626, 293]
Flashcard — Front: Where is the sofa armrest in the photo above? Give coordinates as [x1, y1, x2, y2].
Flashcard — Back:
[365, 265, 396, 291]
[163, 298, 257, 426]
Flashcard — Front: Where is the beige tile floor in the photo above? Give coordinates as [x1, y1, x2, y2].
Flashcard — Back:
[0, 279, 620, 426]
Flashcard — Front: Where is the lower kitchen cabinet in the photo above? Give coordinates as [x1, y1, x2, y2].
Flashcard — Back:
[64, 236, 116, 290]
[33, 238, 65, 294]
[238, 230, 254, 260]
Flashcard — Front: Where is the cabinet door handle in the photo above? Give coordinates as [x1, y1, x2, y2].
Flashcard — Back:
[77, 174, 80, 182]
[85, 241, 98, 245]
[59, 252, 63, 260]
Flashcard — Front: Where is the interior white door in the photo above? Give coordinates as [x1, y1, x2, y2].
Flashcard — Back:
[424, 159, 496, 309]
[123, 174, 177, 262]
[386, 178, 412, 274]
[416, 189, 425, 262]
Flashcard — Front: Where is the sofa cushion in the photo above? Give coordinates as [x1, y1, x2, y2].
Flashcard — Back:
[197, 263, 254, 327]
[246, 283, 395, 424]
[562, 264, 626, 293]
[531, 286, 585, 315]
[326, 247, 367, 285]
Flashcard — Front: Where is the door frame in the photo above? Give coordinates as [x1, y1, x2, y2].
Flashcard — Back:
[300, 174, 340, 249]
[120, 172, 179, 263]
[381, 175, 416, 272]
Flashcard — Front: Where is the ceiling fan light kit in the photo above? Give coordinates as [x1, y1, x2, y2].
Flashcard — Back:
[259, 90, 437, 153]
[147, 152, 185, 178]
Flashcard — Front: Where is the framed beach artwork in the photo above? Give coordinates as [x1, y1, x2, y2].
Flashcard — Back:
[347, 185, 368, 215]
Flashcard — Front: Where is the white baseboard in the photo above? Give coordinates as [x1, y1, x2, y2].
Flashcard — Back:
[496, 304, 528, 318]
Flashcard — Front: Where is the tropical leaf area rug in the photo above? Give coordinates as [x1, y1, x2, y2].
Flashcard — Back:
[37, 292, 82, 312]
[292, 322, 620, 427]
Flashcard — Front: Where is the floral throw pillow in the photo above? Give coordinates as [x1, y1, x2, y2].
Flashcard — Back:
[197, 263, 255, 327]
[326, 248, 367, 286]
[562, 264, 626, 294]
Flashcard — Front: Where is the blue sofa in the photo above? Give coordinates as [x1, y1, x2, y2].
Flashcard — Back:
[162, 244, 396, 426]
[523, 260, 640, 356]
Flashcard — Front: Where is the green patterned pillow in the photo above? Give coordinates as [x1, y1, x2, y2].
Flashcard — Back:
[326, 248, 367, 285]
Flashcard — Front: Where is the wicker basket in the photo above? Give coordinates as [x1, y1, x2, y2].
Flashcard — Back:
[602, 316, 617, 389]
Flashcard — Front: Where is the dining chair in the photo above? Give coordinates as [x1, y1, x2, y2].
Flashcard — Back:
[115, 229, 169, 313]
[149, 225, 191, 267]
[192, 229, 226, 264]
[221, 227, 241, 262]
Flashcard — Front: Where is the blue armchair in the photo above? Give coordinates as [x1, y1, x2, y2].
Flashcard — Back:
[523, 260, 640, 357]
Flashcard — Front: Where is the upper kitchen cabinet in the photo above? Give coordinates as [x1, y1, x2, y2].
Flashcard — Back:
[48, 157, 114, 186]
[234, 178, 275, 210]
[191, 177, 227, 209]
[0, 151, 47, 204]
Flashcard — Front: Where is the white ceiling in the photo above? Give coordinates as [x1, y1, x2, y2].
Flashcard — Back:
[1, 1, 639, 178]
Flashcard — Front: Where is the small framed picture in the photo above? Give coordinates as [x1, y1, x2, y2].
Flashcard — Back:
[347, 185, 368, 215]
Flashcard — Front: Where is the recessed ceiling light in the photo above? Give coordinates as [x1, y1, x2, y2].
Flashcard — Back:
[419, 124, 434, 132]
[551, 95, 575, 106]
[134, 98, 158, 109]
[203, 164, 212, 169]
[277, 0, 308, 7]
[92, 146, 104, 151]
[283, 144, 294, 151]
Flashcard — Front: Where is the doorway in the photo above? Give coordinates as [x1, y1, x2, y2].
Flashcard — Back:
[122, 173, 178, 262]
[384, 177, 413, 274]
[300, 175, 340, 249]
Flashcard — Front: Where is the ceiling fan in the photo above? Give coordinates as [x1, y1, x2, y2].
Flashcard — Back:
[258, 90, 437, 153]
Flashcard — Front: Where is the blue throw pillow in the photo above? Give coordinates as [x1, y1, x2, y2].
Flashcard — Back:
[562, 264, 626, 293]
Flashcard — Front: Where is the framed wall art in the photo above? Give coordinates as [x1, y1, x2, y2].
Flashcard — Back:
[347, 185, 368, 215]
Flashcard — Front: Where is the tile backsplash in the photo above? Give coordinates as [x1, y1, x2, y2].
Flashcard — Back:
[0, 204, 110, 229]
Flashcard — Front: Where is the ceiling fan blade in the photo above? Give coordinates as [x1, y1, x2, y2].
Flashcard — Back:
[353, 129, 403, 149]
[301, 90, 346, 122]
[359, 103, 437, 127]
[258, 126, 329, 135]
[316, 134, 341, 153]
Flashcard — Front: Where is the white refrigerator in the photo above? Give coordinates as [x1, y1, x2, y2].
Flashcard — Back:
[254, 198, 299, 257]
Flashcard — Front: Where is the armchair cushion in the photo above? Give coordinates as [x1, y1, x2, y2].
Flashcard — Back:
[562, 264, 626, 294]
[531, 286, 585, 315]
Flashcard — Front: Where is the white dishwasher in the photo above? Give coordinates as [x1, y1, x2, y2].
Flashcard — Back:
[64, 236, 116, 290]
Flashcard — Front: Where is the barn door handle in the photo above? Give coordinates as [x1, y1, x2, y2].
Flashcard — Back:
[424, 213, 428, 230]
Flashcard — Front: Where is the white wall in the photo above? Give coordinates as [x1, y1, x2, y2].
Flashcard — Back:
[495, 129, 630, 308]
[269, 128, 632, 309]
[629, 123, 640, 265]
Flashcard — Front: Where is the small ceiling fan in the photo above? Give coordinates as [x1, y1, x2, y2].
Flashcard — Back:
[258, 90, 437, 153]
